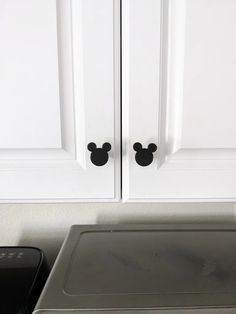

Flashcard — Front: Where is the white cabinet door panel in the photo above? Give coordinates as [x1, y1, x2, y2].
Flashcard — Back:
[122, 0, 236, 202]
[0, 0, 120, 202]
[0, 0, 61, 149]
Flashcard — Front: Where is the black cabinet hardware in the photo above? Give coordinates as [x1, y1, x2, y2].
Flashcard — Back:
[87, 142, 111, 166]
[133, 142, 157, 167]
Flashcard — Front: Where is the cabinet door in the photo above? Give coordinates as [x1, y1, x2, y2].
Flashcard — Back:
[0, 0, 120, 202]
[122, 0, 236, 202]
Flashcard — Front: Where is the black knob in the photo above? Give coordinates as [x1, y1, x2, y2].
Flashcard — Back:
[133, 142, 157, 167]
[87, 142, 112, 166]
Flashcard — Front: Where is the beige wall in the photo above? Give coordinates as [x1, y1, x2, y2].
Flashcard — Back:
[0, 203, 236, 266]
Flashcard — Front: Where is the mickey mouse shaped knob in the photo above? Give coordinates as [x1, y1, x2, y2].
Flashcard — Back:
[133, 142, 157, 167]
[87, 142, 112, 166]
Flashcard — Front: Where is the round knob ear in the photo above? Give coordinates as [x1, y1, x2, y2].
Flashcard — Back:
[133, 142, 142, 152]
[87, 142, 97, 152]
[148, 143, 157, 153]
[102, 142, 112, 152]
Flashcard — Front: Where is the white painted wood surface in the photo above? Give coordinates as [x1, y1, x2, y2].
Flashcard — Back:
[0, 0, 120, 202]
[1, 0, 235, 203]
[122, 0, 236, 202]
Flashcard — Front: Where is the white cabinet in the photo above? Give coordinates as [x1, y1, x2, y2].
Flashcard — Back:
[122, 0, 236, 202]
[1, 0, 236, 203]
[0, 0, 120, 202]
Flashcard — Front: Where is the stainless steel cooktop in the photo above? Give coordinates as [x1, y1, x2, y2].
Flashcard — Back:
[34, 224, 236, 313]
